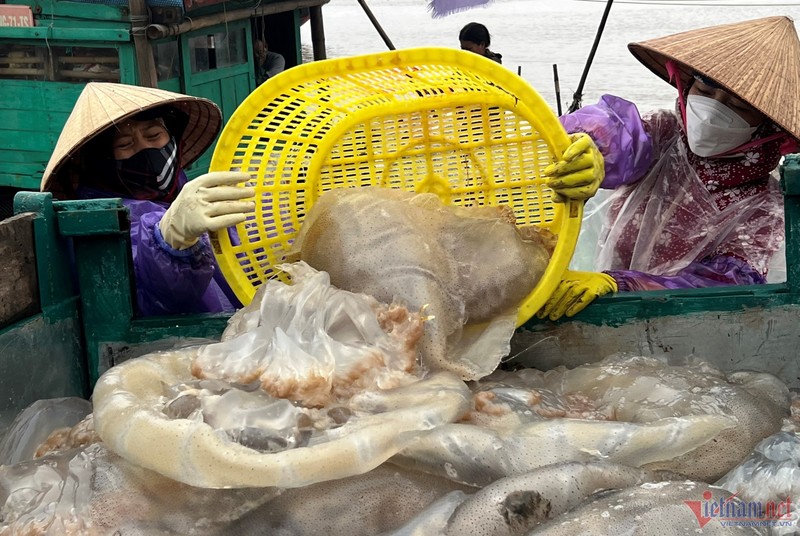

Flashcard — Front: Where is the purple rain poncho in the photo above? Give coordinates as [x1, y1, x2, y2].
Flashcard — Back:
[560, 94, 787, 292]
[78, 172, 237, 316]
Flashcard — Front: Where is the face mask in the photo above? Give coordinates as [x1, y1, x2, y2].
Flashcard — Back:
[115, 137, 179, 201]
[685, 95, 758, 157]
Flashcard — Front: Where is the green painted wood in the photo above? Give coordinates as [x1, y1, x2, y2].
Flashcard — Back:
[245, 23, 256, 91]
[0, 81, 84, 111]
[1, 27, 129, 41]
[69, 223, 135, 385]
[53, 197, 229, 383]
[0, 161, 44, 177]
[187, 62, 252, 86]
[781, 155, 800, 293]
[57, 203, 129, 236]
[14, 192, 76, 307]
[117, 45, 137, 84]
[0, 109, 71, 130]
[0, 175, 42, 191]
[0, 302, 88, 429]
[25, 18, 131, 31]
[0, 132, 60, 151]
[0, 149, 54, 164]
[9, 0, 127, 21]
[158, 77, 181, 93]
[0, 192, 90, 421]
[1, 83, 82, 188]
[91, 315, 229, 376]
[0, 69, 142, 187]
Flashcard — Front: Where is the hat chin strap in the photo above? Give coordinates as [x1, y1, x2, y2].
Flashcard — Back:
[665, 61, 688, 128]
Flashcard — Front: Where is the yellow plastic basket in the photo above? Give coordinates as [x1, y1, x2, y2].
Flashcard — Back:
[209, 47, 582, 326]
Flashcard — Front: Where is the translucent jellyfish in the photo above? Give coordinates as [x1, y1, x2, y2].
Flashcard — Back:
[528, 480, 768, 535]
[290, 187, 554, 381]
[0, 397, 92, 466]
[92, 263, 472, 488]
[716, 432, 800, 535]
[393, 354, 789, 485]
[0, 443, 277, 535]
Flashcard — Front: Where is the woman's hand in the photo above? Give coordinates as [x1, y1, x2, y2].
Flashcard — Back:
[544, 133, 605, 202]
[159, 172, 255, 250]
[537, 270, 617, 320]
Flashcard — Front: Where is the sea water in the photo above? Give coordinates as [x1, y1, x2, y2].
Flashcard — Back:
[302, 0, 800, 113]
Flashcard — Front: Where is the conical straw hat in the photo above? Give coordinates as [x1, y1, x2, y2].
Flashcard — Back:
[628, 16, 800, 141]
[41, 82, 222, 192]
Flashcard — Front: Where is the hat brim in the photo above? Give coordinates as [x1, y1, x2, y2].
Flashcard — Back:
[42, 83, 222, 193]
[627, 16, 800, 143]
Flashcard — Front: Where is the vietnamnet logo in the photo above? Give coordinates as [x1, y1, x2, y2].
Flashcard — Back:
[684, 490, 795, 529]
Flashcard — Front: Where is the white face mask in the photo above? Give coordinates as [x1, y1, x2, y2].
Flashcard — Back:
[685, 94, 758, 157]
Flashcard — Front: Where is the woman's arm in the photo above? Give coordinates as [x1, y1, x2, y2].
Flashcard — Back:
[127, 201, 219, 315]
[560, 95, 655, 189]
[607, 254, 766, 292]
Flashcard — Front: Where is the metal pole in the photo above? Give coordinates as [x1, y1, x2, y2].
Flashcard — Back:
[356, 0, 395, 51]
[309, 5, 327, 60]
[568, 0, 613, 113]
[553, 64, 562, 116]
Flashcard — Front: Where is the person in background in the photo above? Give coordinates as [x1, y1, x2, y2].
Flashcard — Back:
[459, 22, 502, 64]
[538, 16, 800, 320]
[254, 38, 286, 85]
[41, 82, 255, 316]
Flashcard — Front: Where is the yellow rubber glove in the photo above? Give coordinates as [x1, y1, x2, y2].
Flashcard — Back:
[544, 132, 605, 203]
[537, 270, 617, 321]
[159, 171, 255, 250]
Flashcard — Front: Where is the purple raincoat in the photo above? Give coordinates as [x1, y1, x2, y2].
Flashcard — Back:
[78, 172, 237, 316]
[561, 95, 785, 291]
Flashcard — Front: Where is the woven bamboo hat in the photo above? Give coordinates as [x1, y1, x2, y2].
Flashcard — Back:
[628, 16, 800, 141]
[41, 82, 222, 192]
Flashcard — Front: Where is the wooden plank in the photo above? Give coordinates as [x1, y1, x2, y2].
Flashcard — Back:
[7, 0, 126, 21]
[129, 0, 157, 87]
[0, 149, 52, 164]
[0, 173, 43, 190]
[511, 304, 800, 389]
[117, 46, 138, 84]
[182, 78, 221, 176]
[0, 81, 83, 111]
[157, 77, 181, 93]
[0, 213, 39, 329]
[186, 61, 251, 86]
[0, 26, 129, 41]
[0, 109, 71, 132]
[42, 2, 125, 21]
[12, 18, 131, 30]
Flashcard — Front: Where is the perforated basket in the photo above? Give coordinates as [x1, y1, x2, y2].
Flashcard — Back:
[209, 47, 583, 326]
